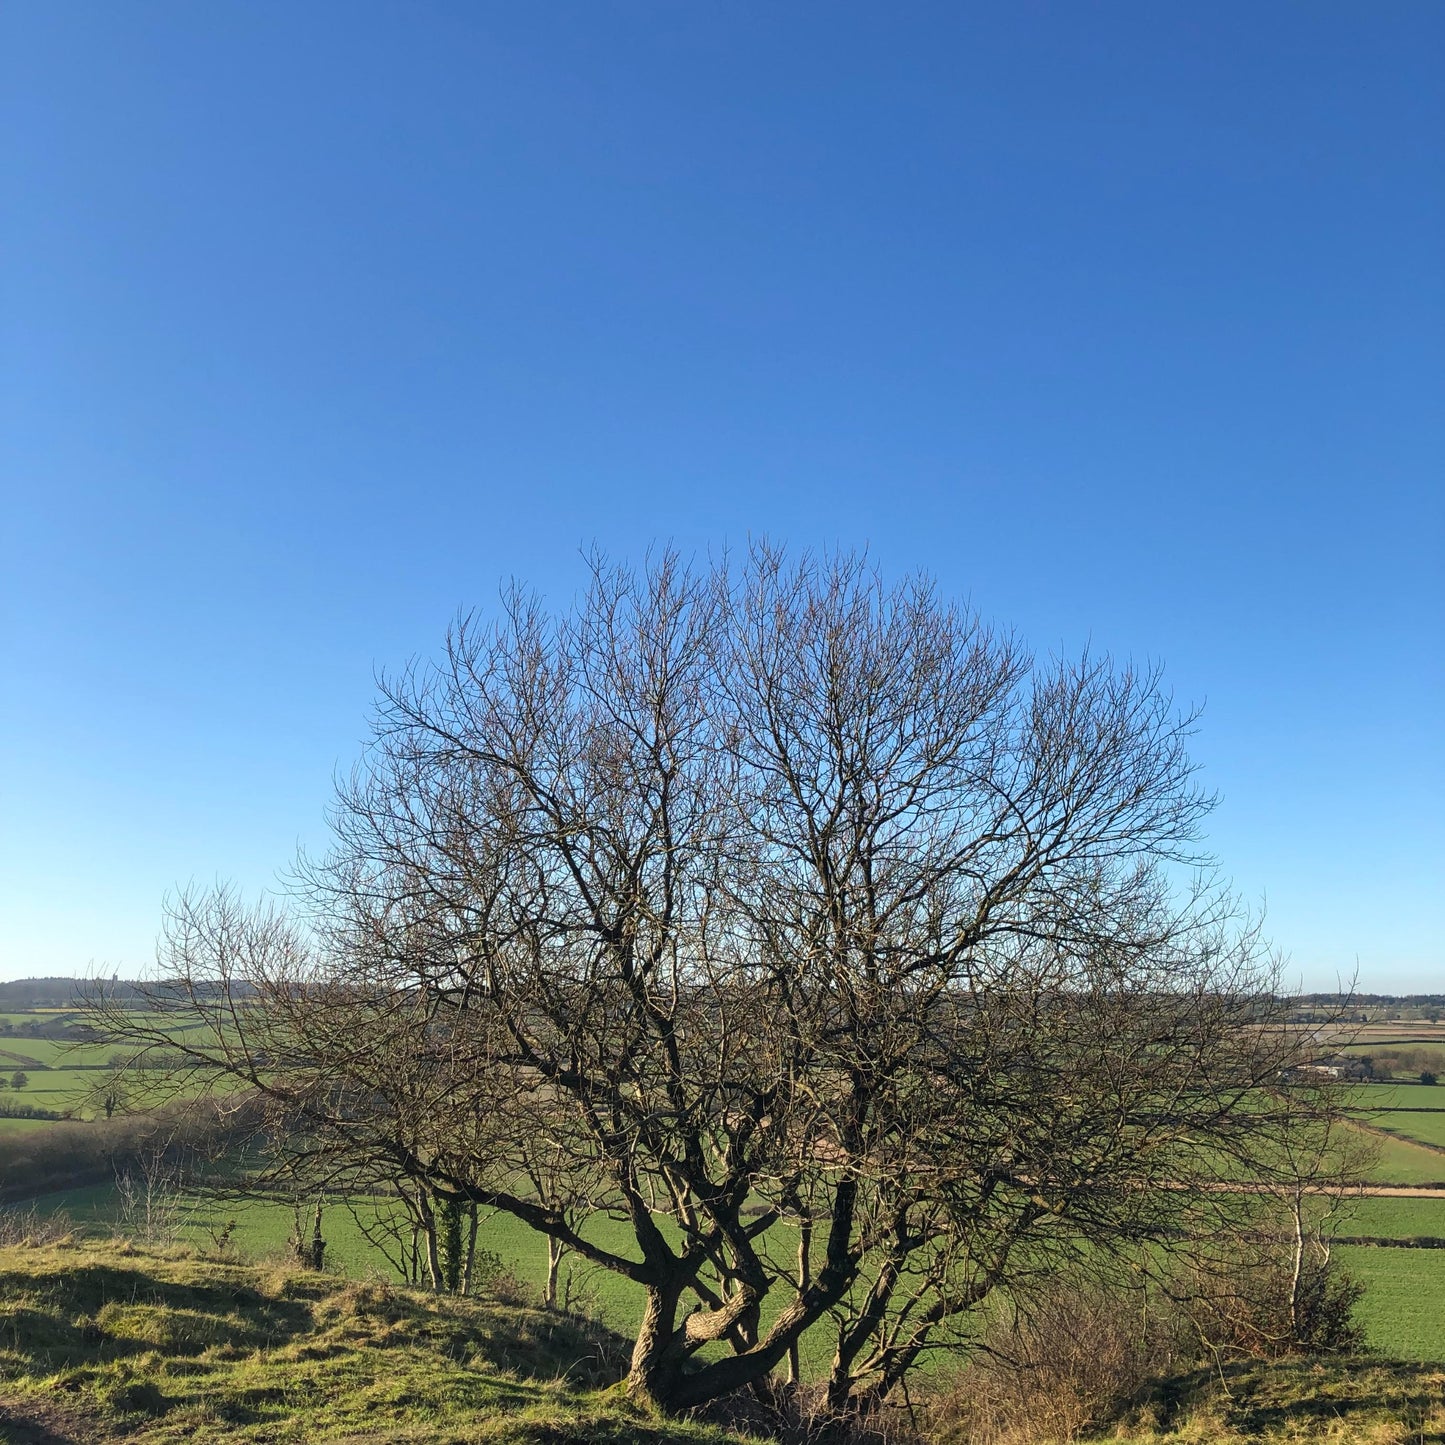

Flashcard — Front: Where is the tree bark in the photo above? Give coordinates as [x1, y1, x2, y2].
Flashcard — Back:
[545, 1235, 562, 1310]
[462, 1202, 479, 1296]
[626, 1283, 683, 1408]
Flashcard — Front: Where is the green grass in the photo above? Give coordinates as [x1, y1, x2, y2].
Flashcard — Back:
[1093, 1357, 1445, 1442]
[0, 1240, 759, 1444]
[21, 1182, 852, 1378]
[1347, 1083, 1445, 1110]
[3, 1067, 109, 1117]
[4, 1242, 1436, 1445]
[1338, 1245, 1445, 1362]
[25, 1182, 653, 1333]
[1369, 1113, 1445, 1151]
[27, 1176, 1445, 1377]
[2, 1066, 199, 1119]
[0, 1116, 71, 1135]
[1349, 1126, 1445, 1185]
[0, 1045, 53, 1071]
[1336, 1194, 1445, 1239]
[0, 1011, 84, 1029]
[0, 1037, 117, 1068]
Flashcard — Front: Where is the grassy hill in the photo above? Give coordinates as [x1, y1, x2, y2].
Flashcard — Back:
[1097, 1359, 1445, 1443]
[3, 1242, 1445, 1444]
[0, 1241, 757, 1444]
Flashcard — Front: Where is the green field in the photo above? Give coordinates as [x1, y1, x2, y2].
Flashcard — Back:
[22, 1181, 847, 1372]
[8, 1000, 1445, 1380]
[0, 1115, 74, 1135]
[1347, 1082, 1445, 1110]
[1338, 1245, 1445, 1360]
[1370, 1112, 1445, 1150]
[0, 1038, 125, 1069]
[2, 1066, 110, 1117]
[1336, 1193, 1445, 1238]
[29, 1181, 656, 1339]
[18, 1175, 1445, 1369]
[1352, 1126, 1445, 1185]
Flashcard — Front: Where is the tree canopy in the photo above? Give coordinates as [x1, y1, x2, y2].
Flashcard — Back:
[95, 547, 1345, 1418]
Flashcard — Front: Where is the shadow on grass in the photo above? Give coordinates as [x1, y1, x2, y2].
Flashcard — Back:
[1135, 1356, 1445, 1439]
[0, 1261, 313, 1372]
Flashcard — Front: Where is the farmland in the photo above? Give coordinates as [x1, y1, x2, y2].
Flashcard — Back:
[7, 995, 1445, 1378]
[1336, 1247, 1445, 1360]
[1337, 1193, 1445, 1238]
[23, 1173, 1445, 1378]
[1352, 1129, 1445, 1185]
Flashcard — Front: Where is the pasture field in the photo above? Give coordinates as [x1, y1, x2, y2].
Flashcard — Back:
[1347, 1082, 1445, 1110]
[3, 1067, 110, 1117]
[3, 1243, 1443, 1445]
[0, 1038, 120, 1069]
[0, 1045, 52, 1071]
[8, 999, 1445, 1378]
[1337, 1245, 1445, 1360]
[19, 1175, 1445, 1368]
[1336, 1193, 1445, 1238]
[1341, 1040, 1445, 1071]
[0, 1116, 72, 1135]
[1352, 1127, 1445, 1185]
[1369, 1112, 1445, 1150]
[24, 1182, 703, 1359]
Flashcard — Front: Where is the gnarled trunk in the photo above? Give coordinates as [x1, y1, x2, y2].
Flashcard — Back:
[626, 1282, 684, 1408]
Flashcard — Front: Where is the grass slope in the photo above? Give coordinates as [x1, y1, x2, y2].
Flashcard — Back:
[0, 1241, 758, 1444]
[1369, 1114, 1445, 1150]
[1353, 1128, 1445, 1186]
[1095, 1358, 1445, 1443]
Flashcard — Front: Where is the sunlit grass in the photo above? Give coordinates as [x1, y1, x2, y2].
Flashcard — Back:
[0, 1240, 760, 1444]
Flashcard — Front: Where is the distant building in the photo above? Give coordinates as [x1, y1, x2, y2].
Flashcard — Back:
[1293, 1055, 1374, 1081]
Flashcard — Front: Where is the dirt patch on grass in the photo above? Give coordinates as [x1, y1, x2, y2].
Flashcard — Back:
[0, 1397, 107, 1445]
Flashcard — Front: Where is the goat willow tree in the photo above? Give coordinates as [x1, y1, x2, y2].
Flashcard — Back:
[102, 548, 1339, 1416]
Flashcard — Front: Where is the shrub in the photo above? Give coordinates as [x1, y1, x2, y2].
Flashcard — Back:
[923, 1281, 1189, 1445]
[921, 1242, 1368, 1444]
[0, 1098, 252, 1203]
[1176, 1240, 1367, 1358]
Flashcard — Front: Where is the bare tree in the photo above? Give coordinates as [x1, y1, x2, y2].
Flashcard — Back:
[90, 546, 1351, 1420]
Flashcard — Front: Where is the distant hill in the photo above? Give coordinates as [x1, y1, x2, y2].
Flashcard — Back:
[0, 978, 144, 1009]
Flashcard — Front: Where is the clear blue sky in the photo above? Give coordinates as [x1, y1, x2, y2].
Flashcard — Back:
[1, 3, 1440, 990]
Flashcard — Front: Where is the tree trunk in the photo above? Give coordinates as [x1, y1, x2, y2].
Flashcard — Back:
[462, 1203, 479, 1296]
[788, 1217, 811, 1386]
[418, 1195, 443, 1292]
[1288, 1187, 1305, 1341]
[626, 1283, 683, 1408]
[309, 1201, 326, 1271]
[545, 1235, 562, 1310]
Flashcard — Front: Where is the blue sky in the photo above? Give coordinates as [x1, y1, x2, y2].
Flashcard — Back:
[1, 2, 1441, 989]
